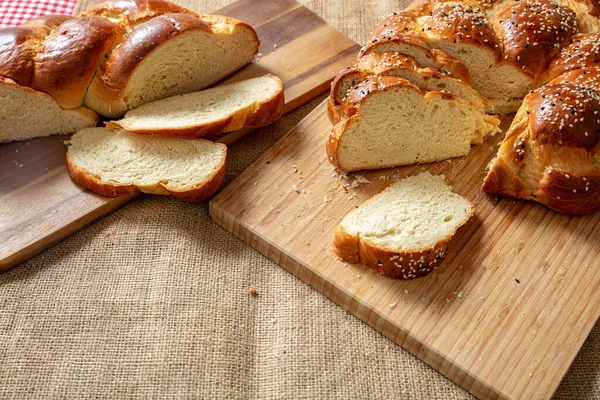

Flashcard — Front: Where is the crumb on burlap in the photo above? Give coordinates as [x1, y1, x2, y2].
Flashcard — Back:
[248, 287, 258, 297]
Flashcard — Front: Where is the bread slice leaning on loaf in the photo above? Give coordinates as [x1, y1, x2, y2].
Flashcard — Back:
[333, 172, 474, 279]
[106, 75, 284, 137]
[327, 75, 500, 172]
[66, 128, 226, 202]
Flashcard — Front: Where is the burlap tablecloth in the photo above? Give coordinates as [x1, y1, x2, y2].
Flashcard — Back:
[1, 0, 598, 398]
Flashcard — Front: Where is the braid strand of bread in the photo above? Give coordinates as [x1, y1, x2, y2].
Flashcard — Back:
[0, 0, 259, 142]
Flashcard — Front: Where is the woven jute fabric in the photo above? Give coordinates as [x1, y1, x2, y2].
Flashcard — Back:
[1, 0, 599, 398]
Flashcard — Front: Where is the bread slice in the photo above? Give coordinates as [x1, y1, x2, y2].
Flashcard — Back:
[0, 79, 98, 143]
[66, 128, 226, 202]
[83, 13, 259, 118]
[327, 76, 500, 172]
[106, 75, 284, 137]
[333, 172, 474, 279]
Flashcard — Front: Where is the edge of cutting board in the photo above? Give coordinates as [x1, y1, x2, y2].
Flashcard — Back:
[208, 102, 506, 400]
[209, 99, 600, 400]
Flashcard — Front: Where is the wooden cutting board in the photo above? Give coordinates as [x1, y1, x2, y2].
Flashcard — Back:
[209, 100, 600, 399]
[0, 0, 359, 271]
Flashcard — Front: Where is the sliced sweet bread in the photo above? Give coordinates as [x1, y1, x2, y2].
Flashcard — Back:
[66, 128, 226, 202]
[83, 13, 259, 118]
[333, 172, 474, 279]
[106, 75, 284, 137]
[0, 78, 98, 143]
[327, 76, 500, 172]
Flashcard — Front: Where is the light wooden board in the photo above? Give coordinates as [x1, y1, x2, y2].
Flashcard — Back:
[0, 0, 359, 271]
[209, 100, 600, 400]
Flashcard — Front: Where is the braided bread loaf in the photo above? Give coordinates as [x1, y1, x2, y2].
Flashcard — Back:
[483, 68, 600, 214]
[328, 0, 600, 214]
[0, 0, 259, 143]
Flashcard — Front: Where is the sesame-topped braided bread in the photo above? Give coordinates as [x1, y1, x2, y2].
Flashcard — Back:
[482, 68, 600, 214]
[361, 0, 600, 114]
[0, 0, 259, 143]
[327, 0, 600, 213]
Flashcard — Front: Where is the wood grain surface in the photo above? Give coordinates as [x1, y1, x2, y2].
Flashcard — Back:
[209, 100, 600, 400]
[0, 0, 359, 271]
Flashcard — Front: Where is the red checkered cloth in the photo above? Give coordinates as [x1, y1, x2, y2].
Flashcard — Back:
[0, 0, 78, 28]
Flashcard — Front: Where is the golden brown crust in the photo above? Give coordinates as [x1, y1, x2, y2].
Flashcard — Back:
[82, 0, 195, 26]
[422, 1, 501, 55]
[0, 15, 71, 86]
[340, 75, 422, 120]
[367, 0, 594, 93]
[0, 0, 260, 142]
[363, 12, 472, 83]
[105, 117, 233, 138]
[483, 68, 600, 214]
[428, 49, 471, 83]
[241, 83, 285, 128]
[328, 67, 371, 123]
[530, 81, 600, 150]
[368, 10, 419, 42]
[546, 32, 600, 81]
[361, 31, 432, 59]
[66, 153, 139, 198]
[358, 34, 475, 83]
[326, 114, 353, 172]
[578, 0, 600, 17]
[497, 0, 578, 79]
[0, 27, 40, 87]
[165, 158, 227, 202]
[84, 12, 259, 118]
[332, 195, 474, 279]
[65, 143, 227, 202]
[90, 14, 210, 106]
[328, 48, 483, 123]
[21, 15, 74, 31]
[357, 52, 420, 76]
[30, 16, 125, 109]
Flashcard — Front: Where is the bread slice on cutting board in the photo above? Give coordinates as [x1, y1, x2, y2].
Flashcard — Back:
[327, 75, 500, 172]
[0, 78, 98, 143]
[66, 128, 226, 202]
[106, 75, 284, 137]
[333, 172, 473, 279]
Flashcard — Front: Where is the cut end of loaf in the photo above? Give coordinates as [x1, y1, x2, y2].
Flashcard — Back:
[66, 127, 227, 202]
[0, 79, 98, 143]
[333, 172, 474, 279]
[326, 78, 500, 172]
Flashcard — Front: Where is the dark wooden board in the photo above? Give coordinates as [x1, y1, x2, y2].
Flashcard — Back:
[0, 0, 359, 271]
